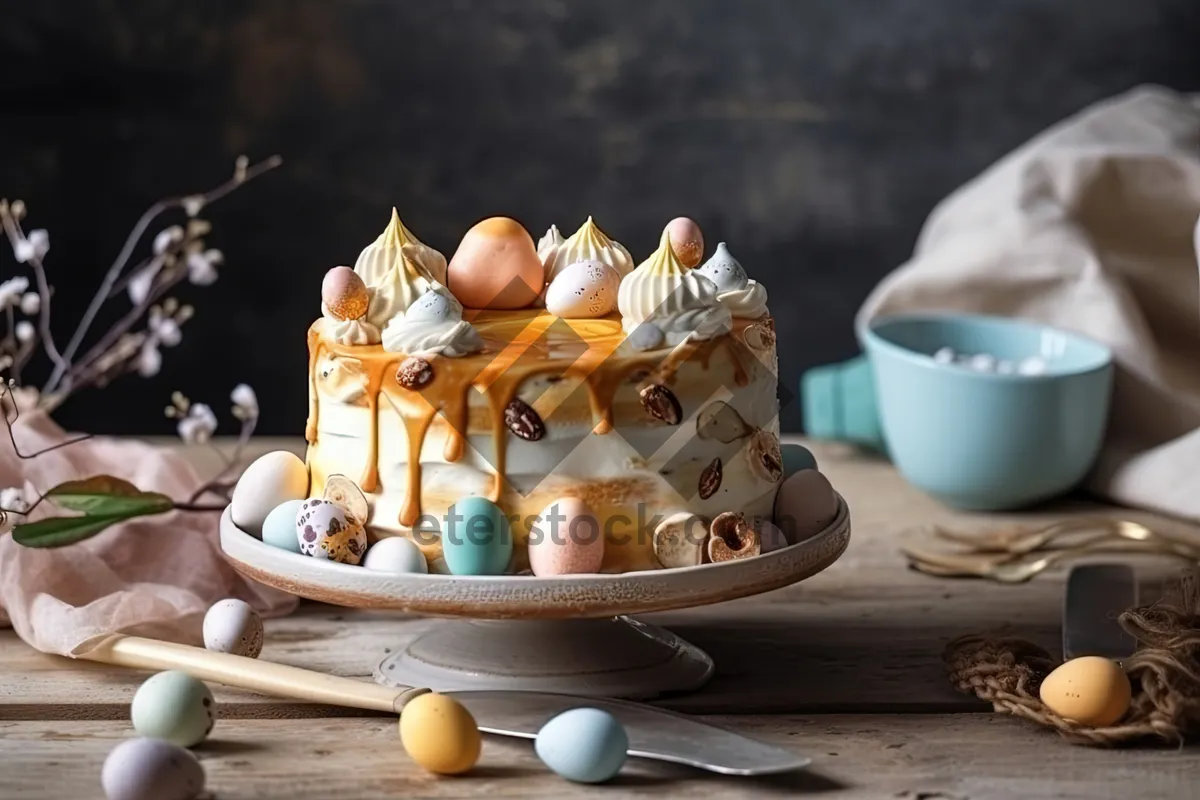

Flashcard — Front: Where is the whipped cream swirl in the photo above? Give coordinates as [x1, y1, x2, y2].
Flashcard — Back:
[540, 217, 634, 285]
[321, 303, 381, 346]
[695, 242, 768, 319]
[354, 208, 447, 328]
[617, 229, 731, 346]
[382, 286, 483, 358]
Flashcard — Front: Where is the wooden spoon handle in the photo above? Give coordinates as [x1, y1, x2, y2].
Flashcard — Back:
[81, 634, 428, 715]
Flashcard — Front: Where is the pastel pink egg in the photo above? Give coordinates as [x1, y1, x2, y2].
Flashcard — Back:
[447, 217, 544, 309]
[321, 266, 369, 320]
[665, 217, 704, 268]
[773, 469, 838, 544]
[528, 497, 605, 576]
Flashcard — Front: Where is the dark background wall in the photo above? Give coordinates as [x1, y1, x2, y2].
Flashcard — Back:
[2, 0, 1198, 435]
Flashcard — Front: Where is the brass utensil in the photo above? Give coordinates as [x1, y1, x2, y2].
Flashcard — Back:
[905, 539, 1196, 583]
[929, 518, 1200, 559]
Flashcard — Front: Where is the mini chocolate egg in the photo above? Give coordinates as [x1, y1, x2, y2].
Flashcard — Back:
[295, 498, 368, 564]
[399, 692, 482, 775]
[130, 671, 216, 747]
[696, 242, 748, 292]
[544, 260, 620, 319]
[321, 266, 369, 320]
[442, 496, 513, 575]
[102, 738, 205, 800]
[773, 468, 838, 544]
[664, 216, 704, 268]
[528, 498, 605, 576]
[231, 451, 309, 536]
[262, 499, 305, 553]
[447, 217, 543, 309]
[203, 598, 264, 658]
[535, 707, 628, 784]
[363, 536, 429, 574]
[1039, 656, 1132, 727]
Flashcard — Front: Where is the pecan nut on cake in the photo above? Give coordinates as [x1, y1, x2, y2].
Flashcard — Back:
[304, 210, 794, 575]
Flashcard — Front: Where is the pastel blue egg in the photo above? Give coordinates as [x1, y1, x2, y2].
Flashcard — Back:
[780, 444, 818, 477]
[262, 499, 305, 553]
[442, 496, 512, 576]
[131, 671, 216, 747]
[535, 708, 628, 784]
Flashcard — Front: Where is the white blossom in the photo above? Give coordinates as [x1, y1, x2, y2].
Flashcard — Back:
[148, 305, 181, 347]
[177, 402, 218, 444]
[230, 383, 259, 419]
[14, 321, 34, 343]
[182, 195, 206, 217]
[186, 248, 223, 286]
[137, 341, 162, 377]
[0, 277, 30, 308]
[127, 256, 165, 305]
[152, 226, 184, 255]
[12, 229, 49, 264]
[19, 292, 39, 315]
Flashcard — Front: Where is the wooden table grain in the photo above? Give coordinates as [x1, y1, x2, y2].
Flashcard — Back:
[1, 438, 1198, 799]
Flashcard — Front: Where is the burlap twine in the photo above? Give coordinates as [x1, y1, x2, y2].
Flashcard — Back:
[944, 570, 1200, 746]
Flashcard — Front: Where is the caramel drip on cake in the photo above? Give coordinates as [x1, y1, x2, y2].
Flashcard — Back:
[307, 313, 765, 528]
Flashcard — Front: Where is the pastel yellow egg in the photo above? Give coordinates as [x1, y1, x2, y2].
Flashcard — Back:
[321, 266, 369, 320]
[664, 217, 704, 268]
[447, 217, 543, 309]
[1039, 656, 1131, 727]
[528, 497, 605, 576]
[399, 692, 482, 775]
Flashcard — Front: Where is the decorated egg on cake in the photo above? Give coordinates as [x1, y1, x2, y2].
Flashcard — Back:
[102, 738, 205, 800]
[295, 498, 367, 565]
[544, 260, 620, 319]
[773, 469, 838, 544]
[442, 496, 513, 575]
[447, 217, 543, 309]
[363, 536, 429, 573]
[528, 497, 605, 576]
[321, 266, 370, 320]
[231, 451, 309, 536]
[696, 243, 748, 292]
[664, 216, 704, 267]
[203, 598, 264, 658]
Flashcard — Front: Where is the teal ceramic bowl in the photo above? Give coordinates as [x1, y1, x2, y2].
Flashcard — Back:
[857, 313, 1113, 510]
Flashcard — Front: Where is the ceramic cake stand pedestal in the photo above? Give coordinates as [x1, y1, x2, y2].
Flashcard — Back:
[220, 497, 851, 700]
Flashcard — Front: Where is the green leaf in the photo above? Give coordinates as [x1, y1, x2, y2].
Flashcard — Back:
[12, 514, 133, 548]
[47, 476, 173, 517]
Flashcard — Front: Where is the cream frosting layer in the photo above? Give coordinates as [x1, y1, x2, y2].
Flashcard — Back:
[617, 229, 731, 345]
[381, 286, 483, 357]
[540, 217, 634, 285]
[353, 209, 446, 329]
[321, 308, 381, 346]
[696, 242, 769, 319]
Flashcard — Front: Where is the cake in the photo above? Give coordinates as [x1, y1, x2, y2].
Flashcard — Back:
[304, 210, 789, 574]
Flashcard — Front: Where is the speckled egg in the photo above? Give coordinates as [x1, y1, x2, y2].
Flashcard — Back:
[363, 536, 429, 574]
[101, 738, 205, 800]
[295, 498, 368, 565]
[262, 499, 305, 553]
[528, 498, 605, 576]
[321, 265, 369, 320]
[447, 217, 543, 309]
[130, 671, 216, 747]
[544, 260, 620, 319]
[1039, 656, 1131, 727]
[773, 468, 838, 544]
[203, 598, 264, 658]
[231, 451, 309, 537]
[399, 692, 482, 775]
[696, 242, 748, 292]
[664, 217, 704, 268]
[406, 287, 459, 323]
[535, 707, 628, 784]
[442, 496, 513, 575]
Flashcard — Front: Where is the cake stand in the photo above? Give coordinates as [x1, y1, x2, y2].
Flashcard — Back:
[220, 496, 851, 699]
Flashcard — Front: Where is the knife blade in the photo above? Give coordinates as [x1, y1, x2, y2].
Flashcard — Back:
[450, 690, 810, 776]
[1062, 563, 1138, 661]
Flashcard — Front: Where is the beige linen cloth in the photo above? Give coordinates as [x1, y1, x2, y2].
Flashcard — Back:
[858, 85, 1200, 521]
[0, 392, 297, 656]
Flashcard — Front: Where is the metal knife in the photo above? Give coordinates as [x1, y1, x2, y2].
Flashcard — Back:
[82, 634, 810, 776]
[1062, 563, 1138, 661]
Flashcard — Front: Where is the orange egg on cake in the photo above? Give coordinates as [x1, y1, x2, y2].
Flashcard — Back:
[447, 217, 544, 309]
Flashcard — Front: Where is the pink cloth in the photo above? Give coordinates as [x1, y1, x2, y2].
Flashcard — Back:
[0, 392, 297, 656]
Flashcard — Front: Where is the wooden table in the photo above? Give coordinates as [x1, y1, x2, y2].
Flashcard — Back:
[2, 439, 1198, 798]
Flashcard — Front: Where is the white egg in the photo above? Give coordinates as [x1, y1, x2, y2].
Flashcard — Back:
[203, 598, 264, 658]
[102, 738, 205, 800]
[295, 498, 368, 565]
[231, 451, 309, 536]
[696, 242, 748, 293]
[363, 536, 429, 573]
[545, 260, 620, 318]
[406, 287, 460, 324]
